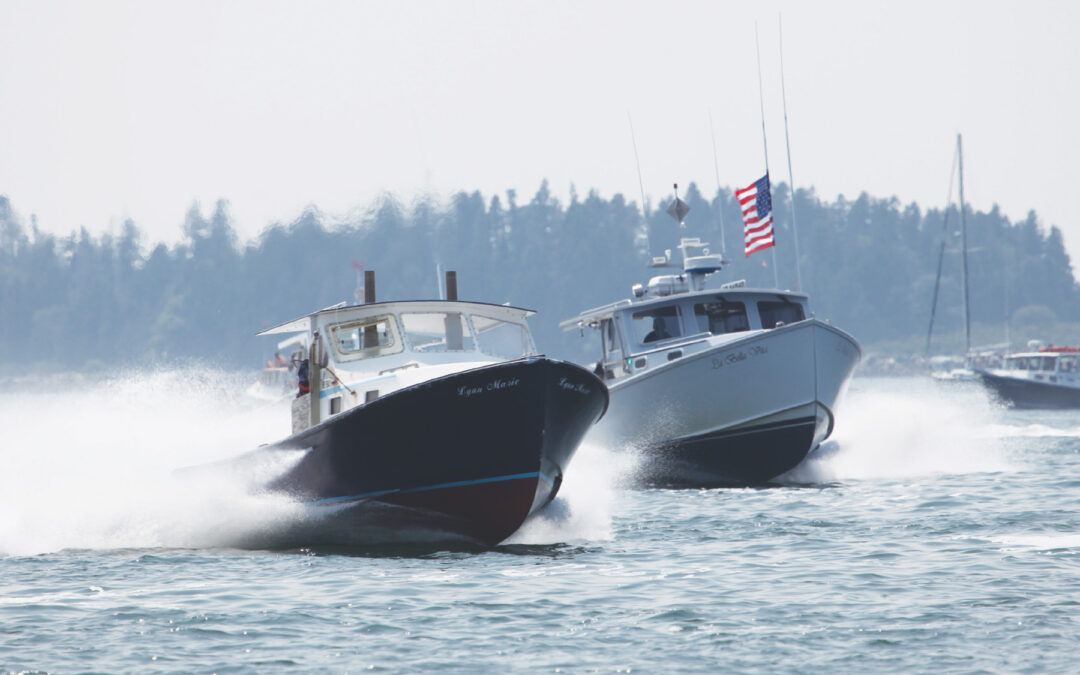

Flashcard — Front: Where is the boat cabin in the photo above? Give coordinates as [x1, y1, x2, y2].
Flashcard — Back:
[563, 286, 809, 381]
[999, 348, 1080, 386]
[260, 299, 538, 433]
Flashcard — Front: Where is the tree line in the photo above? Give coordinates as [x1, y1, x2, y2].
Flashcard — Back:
[1, 181, 1077, 372]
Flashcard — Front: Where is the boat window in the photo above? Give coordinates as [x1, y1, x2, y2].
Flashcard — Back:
[401, 312, 475, 352]
[1006, 357, 1024, 370]
[1039, 355, 1058, 372]
[631, 305, 682, 345]
[694, 299, 749, 335]
[758, 300, 805, 329]
[471, 313, 534, 359]
[1060, 355, 1078, 373]
[330, 315, 403, 361]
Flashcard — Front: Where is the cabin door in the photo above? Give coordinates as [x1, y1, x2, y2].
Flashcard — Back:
[598, 318, 625, 380]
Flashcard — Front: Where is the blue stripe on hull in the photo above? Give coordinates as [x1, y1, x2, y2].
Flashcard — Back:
[309, 471, 542, 507]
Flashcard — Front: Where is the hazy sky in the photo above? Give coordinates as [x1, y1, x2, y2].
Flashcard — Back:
[1, 0, 1078, 265]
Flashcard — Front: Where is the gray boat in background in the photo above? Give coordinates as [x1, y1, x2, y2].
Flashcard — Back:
[562, 194, 860, 487]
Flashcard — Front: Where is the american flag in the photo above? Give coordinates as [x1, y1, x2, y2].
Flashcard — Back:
[735, 173, 774, 257]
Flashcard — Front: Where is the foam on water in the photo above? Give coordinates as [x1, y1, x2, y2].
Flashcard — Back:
[991, 533, 1080, 552]
[785, 378, 1017, 483]
[506, 441, 635, 546]
[987, 422, 1080, 438]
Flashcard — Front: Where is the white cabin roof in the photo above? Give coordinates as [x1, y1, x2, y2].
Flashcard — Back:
[259, 299, 535, 336]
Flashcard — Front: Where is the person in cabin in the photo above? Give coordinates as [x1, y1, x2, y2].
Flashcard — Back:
[296, 359, 310, 398]
[644, 316, 671, 343]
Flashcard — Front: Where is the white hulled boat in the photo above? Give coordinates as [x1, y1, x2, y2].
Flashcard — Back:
[561, 197, 860, 486]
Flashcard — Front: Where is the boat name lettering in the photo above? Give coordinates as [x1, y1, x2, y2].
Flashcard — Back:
[557, 377, 591, 395]
[711, 346, 766, 370]
[487, 377, 520, 391]
[457, 377, 521, 398]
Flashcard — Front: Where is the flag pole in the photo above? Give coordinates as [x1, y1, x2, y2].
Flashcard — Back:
[755, 22, 780, 288]
[778, 14, 803, 294]
[708, 109, 727, 257]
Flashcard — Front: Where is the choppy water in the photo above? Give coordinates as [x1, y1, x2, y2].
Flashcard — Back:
[2, 372, 1080, 673]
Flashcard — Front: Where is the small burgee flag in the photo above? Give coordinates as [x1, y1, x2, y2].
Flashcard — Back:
[735, 173, 774, 257]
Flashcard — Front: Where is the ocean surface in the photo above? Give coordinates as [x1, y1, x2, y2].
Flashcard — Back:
[2, 371, 1079, 673]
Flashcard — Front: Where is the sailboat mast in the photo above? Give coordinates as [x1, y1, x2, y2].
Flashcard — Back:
[778, 14, 803, 293]
[958, 133, 971, 355]
[754, 23, 780, 288]
[925, 143, 960, 355]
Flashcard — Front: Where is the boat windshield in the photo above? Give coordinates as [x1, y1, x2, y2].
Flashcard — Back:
[471, 313, 533, 359]
[694, 299, 749, 335]
[632, 305, 682, 345]
[401, 312, 475, 352]
[330, 315, 404, 361]
[1006, 355, 1057, 371]
[758, 300, 805, 329]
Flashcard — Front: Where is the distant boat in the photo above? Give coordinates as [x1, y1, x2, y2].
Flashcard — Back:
[976, 341, 1080, 408]
[245, 333, 306, 401]
[930, 347, 1007, 384]
[233, 271, 608, 546]
[561, 192, 860, 487]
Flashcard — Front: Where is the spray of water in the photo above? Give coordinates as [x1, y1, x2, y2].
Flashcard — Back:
[784, 378, 1017, 483]
[0, 368, 306, 556]
[505, 441, 636, 546]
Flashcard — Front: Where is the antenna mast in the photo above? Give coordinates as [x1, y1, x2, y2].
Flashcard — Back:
[708, 109, 728, 256]
[778, 14, 804, 293]
[754, 23, 780, 288]
[628, 112, 651, 251]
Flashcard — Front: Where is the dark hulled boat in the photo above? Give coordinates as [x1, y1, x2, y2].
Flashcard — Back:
[253, 272, 608, 546]
[977, 343, 1080, 409]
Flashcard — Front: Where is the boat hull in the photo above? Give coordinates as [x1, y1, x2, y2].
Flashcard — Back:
[266, 357, 608, 545]
[977, 370, 1080, 409]
[594, 319, 860, 487]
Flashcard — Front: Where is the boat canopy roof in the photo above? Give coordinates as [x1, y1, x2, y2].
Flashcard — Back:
[259, 299, 535, 336]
